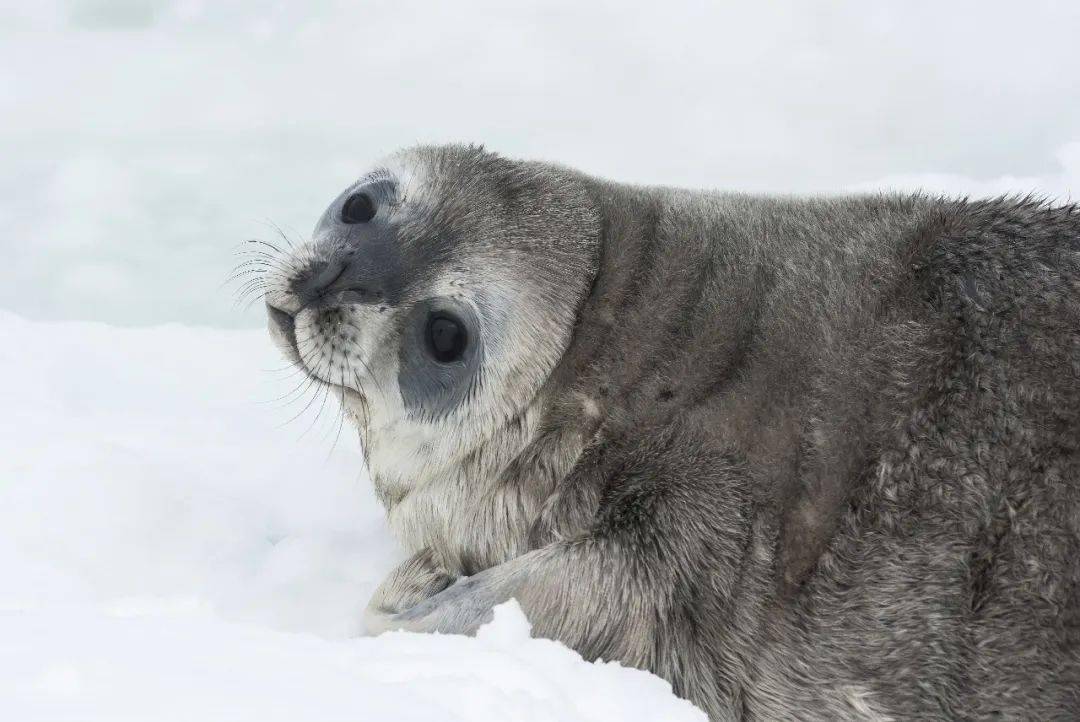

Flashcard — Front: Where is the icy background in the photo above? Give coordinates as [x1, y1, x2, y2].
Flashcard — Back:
[3, 0, 1080, 719]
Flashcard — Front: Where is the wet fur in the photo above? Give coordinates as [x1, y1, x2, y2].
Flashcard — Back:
[271, 146, 1080, 720]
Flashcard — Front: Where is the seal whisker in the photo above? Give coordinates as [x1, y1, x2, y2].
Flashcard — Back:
[326, 366, 349, 458]
[223, 268, 270, 288]
[297, 371, 335, 441]
[232, 272, 273, 291]
[275, 333, 338, 429]
[233, 282, 271, 309]
[231, 245, 284, 261]
[231, 254, 288, 274]
[262, 367, 324, 406]
[234, 282, 271, 302]
[228, 258, 279, 273]
[264, 220, 303, 253]
[232, 284, 267, 306]
[235, 251, 302, 279]
[350, 368, 372, 467]
[244, 238, 288, 256]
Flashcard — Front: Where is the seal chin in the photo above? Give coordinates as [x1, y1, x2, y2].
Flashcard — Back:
[267, 300, 374, 401]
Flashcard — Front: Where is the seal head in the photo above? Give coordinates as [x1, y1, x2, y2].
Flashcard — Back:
[263, 145, 599, 563]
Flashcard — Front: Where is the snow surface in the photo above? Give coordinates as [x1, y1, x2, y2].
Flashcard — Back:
[0, 311, 705, 721]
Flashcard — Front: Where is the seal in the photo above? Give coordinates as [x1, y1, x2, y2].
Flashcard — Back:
[257, 144, 1080, 720]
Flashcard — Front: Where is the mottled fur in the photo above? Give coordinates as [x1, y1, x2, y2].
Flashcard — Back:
[265, 145, 1080, 720]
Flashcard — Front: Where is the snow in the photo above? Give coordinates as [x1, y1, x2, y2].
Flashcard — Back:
[0, 311, 705, 722]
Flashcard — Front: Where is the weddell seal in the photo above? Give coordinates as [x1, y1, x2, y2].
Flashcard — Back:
[254, 145, 1080, 720]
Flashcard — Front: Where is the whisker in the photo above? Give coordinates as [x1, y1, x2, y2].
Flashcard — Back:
[259, 369, 322, 406]
[223, 268, 269, 288]
[298, 378, 334, 441]
[244, 238, 288, 256]
[327, 366, 349, 457]
[275, 333, 334, 427]
[266, 220, 300, 252]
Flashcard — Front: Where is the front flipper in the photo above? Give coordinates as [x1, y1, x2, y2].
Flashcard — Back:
[371, 547, 544, 636]
[363, 547, 456, 634]
[368, 421, 757, 706]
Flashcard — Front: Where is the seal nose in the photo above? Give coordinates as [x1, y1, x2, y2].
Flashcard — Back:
[290, 253, 395, 309]
[291, 258, 349, 306]
[302, 185, 407, 309]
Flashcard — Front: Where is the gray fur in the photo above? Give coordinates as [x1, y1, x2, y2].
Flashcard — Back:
[261, 144, 1080, 720]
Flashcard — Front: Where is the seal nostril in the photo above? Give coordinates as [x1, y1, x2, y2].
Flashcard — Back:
[309, 260, 348, 294]
[291, 259, 349, 306]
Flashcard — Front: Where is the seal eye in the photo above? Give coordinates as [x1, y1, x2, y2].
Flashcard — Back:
[426, 314, 467, 363]
[341, 192, 376, 224]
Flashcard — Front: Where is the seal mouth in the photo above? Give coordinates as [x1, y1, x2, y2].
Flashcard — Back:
[266, 301, 370, 403]
[267, 302, 295, 335]
[266, 301, 300, 363]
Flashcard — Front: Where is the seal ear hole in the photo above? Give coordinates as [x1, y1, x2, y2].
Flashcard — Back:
[341, 192, 376, 224]
[425, 313, 467, 364]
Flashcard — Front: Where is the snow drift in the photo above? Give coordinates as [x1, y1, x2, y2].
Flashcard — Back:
[0, 311, 704, 721]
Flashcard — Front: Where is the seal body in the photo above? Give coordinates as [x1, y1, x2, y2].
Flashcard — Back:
[261, 145, 1080, 720]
